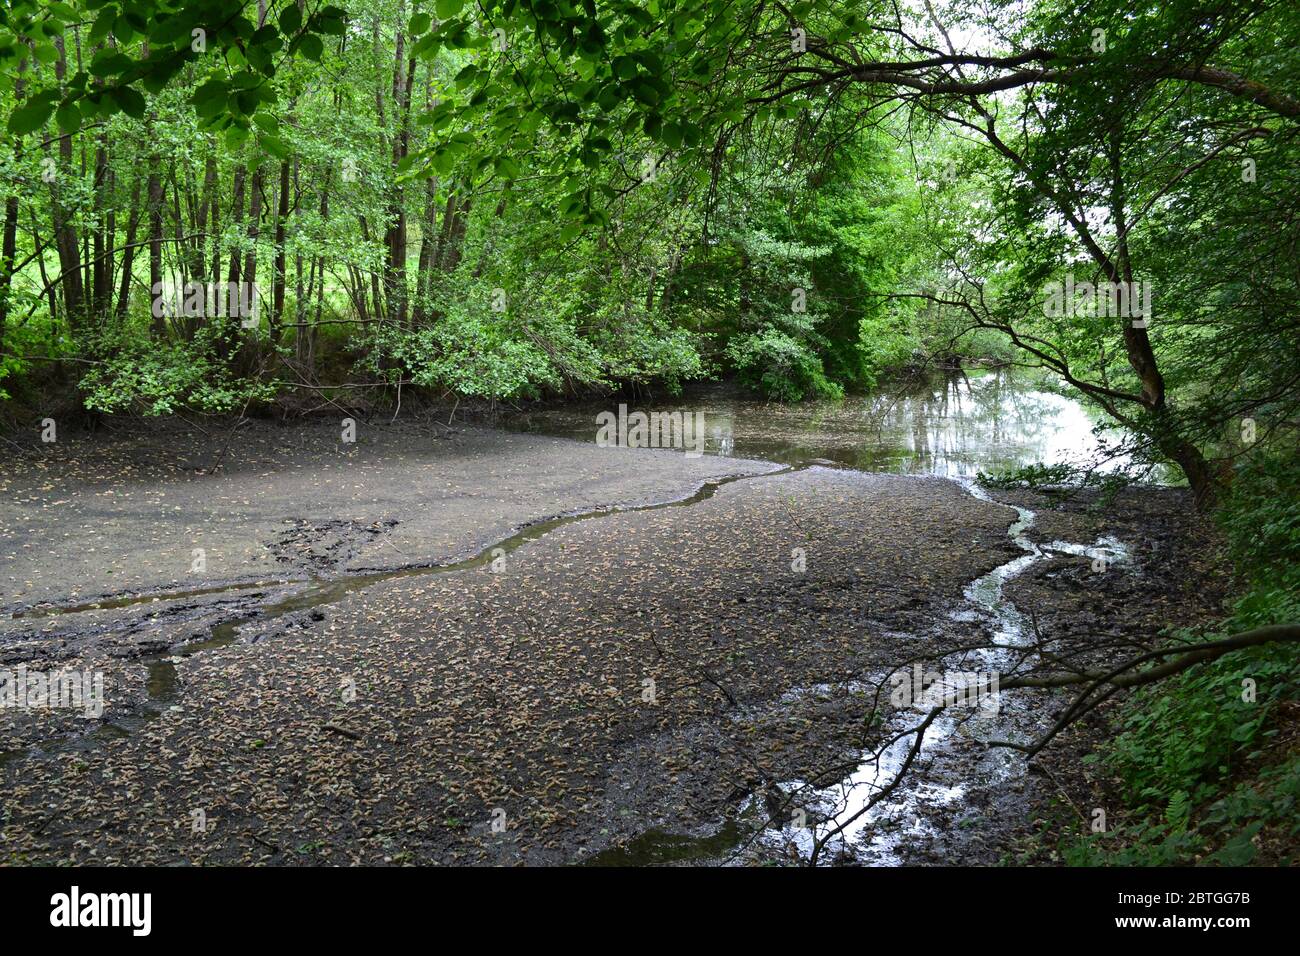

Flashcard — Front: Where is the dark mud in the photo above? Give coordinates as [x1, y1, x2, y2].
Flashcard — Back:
[0, 418, 1219, 865]
[969, 486, 1227, 865]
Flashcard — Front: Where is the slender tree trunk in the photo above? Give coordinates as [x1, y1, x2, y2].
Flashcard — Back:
[208, 160, 222, 289]
[147, 156, 164, 337]
[92, 141, 111, 318]
[412, 175, 440, 325]
[383, 14, 415, 328]
[1105, 133, 1217, 507]
[49, 36, 85, 330]
[115, 177, 142, 320]
[227, 164, 246, 286]
[271, 155, 290, 334]
[242, 160, 264, 337]
[0, 60, 26, 336]
[0, 192, 18, 338]
[31, 207, 58, 327]
[472, 185, 511, 279]
[434, 193, 458, 271]
[194, 153, 217, 284]
[359, 215, 383, 323]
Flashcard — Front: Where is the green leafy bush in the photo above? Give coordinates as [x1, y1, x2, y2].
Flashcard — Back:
[976, 461, 1078, 489]
[1063, 450, 1300, 865]
[78, 324, 277, 415]
[726, 326, 844, 402]
[372, 313, 563, 401]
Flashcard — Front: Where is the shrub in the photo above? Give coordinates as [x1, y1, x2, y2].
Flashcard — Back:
[726, 326, 844, 402]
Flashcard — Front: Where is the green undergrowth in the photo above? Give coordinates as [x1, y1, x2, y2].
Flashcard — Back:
[1057, 452, 1300, 865]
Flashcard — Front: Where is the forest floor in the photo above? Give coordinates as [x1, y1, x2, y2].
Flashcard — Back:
[0, 416, 1221, 865]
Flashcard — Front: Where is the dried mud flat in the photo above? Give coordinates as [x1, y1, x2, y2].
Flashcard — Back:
[0, 419, 1217, 865]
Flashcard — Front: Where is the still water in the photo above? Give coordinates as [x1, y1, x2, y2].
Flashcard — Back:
[502, 369, 1152, 479]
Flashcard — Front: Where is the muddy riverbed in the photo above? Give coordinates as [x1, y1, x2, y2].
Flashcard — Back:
[0, 374, 1222, 865]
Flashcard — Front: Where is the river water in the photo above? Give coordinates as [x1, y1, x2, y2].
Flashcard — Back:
[499, 368, 1155, 479]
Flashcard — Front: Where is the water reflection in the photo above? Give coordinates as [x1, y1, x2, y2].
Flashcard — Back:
[502, 369, 1137, 479]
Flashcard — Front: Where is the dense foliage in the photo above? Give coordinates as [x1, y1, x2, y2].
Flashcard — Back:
[2, 2, 1294, 496]
[1064, 456, 1300, 865]
[0, 0, 943, 416]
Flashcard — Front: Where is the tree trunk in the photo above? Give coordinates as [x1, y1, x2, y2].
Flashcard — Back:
[0, 60, 25, 336]
[147, 159, 164, 337]
[115, 177, 142, 320]
[271, 155, 291, 335]
[243, 161, 264, 324]
[0, 192, 18, 337]
[49, 36, 85, 331]
[412, 175, 440, 325]
[227, 163, 246, 286]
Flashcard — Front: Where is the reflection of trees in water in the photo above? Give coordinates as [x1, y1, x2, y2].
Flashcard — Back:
[501, 371, 1115, 476]
[863, 369, 1090, 475]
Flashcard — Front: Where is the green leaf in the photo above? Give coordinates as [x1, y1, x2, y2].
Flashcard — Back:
[435, 0, 465, 18]
[596, 85, 622, 112]
[55, 102, 82, 134]
[409, 12, 431, 35]
[89, 11, 116, 43]
[193, 79, 230, 105]
[298, 33, 324, 61]
[612, 56, 638, 80]
[313, 13, 346, 36]
[454, 64, 478, 88]
[413, 33, 439, 59]
[628, 79, 660, 107]
[431, 148, 456, 174]
[110, 86, 147, 118]
[259, 133, 288, 159]
[494, 156, 520, 179]
[89, 51, 134, 78]
[8, 97, 55, 135]
[279, 5, 303, 35]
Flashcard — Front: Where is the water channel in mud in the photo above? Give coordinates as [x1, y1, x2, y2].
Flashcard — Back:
[536, 369, 1161, 865]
